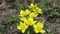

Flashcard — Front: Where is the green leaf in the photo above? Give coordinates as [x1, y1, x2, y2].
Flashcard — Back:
[0, 32, 2, 34]
[7, 15, 18, 22]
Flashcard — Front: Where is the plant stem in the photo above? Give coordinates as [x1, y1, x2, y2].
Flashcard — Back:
[27, 30, 30, 34]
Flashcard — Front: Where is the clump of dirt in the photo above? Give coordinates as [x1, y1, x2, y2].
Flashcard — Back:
[0, 0, 18, 34]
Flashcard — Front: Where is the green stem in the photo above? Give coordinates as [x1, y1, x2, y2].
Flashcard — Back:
[27, 30, 30, 34]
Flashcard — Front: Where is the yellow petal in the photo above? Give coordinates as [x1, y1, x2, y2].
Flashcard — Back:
[35, 29, 39, 33]
[29, 3, 34, 8]
[17, 26, 21, 30]
[25, 9, 30, 13]
[19, 22, 23, 25]
[21, 29, 25, 33]
[28, 3, 37, 9]
[20, 17, 27, 21]
[37, 22, 44, 29]
[20, 10, 25, 17]
[33, 7, 42, 14]
[29, 12, 38, 18]
[40, 29, 46, 33]
[20, 10, 24, 14]
[20, 9, 30, 17]
[21, 24, 28, 29]
[24, 17, 36, 26]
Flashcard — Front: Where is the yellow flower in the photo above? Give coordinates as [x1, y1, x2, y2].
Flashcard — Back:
[29, 12, 38, 18]
[20, 17, 27, 21]
[20, 9, 30, 17]
[24, 18, 36, 26]
[28, 3, 37, 9]
[17, 22, 28, 33]
[33, 22, 45, 33]
[33, 7, 42, 14]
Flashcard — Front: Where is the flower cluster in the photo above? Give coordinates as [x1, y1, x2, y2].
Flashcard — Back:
[17, 3, 45, 34]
